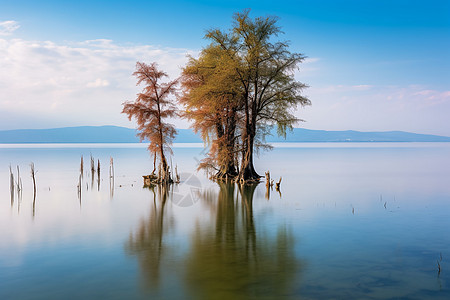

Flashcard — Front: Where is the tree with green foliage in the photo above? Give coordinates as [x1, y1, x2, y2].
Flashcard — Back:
[180, 45, 243, 179]
[185, 10, 311, 181]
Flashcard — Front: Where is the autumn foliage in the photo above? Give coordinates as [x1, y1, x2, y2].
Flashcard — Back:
[180, 45, 242, 179]
[181, 10, 311, 181]
[122, 62, 178, 181]
[125, 10, 310, 184]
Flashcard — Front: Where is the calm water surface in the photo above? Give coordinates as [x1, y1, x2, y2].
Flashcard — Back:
[1, 143, 449, 299]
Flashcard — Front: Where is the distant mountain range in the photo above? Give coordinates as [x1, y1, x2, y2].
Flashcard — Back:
[0, 126, 450, 143]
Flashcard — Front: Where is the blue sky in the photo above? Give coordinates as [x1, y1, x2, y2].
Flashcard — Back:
[0, 0, 449, 135]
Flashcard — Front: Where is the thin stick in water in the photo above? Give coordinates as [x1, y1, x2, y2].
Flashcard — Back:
[80, 156, 84, 177]
[109, 157, 114, 198]
[10, 165, 14, 206]
[77, 173, 82, 205]
[31, 163, 36, 201]
[90, 155, 95, 173]
[31, 162, 36, 218]
[16, 165, 23, 193]
[97, 159, 101, 191]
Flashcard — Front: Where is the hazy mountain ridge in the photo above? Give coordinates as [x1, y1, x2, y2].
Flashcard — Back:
[0, 126, 449, 143]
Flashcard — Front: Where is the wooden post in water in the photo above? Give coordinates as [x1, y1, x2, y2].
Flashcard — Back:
[77, 174, 82, 204]
[31, 163, 36, 200]
[109, 157, 114, 198]
[80, 156, 84, 178]
[90, 155, 95, 173]
[16, 166, 22, 194]
[275, 176, 282, 191]
[31, 163, 36, 217]
[109, 157, 115, 179]
[90, 155, 95, 188]
[175, 165, 180, 183]
[265, 171, 270, 185]
[10, 165, 14, 206]
[97, 159, 101, 191]
[265, 171, 271, 200]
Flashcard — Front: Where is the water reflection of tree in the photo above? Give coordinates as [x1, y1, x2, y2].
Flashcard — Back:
[125, 184, 173, 289]
[186, 182, 301, 300]
[126, 182, 301, 298]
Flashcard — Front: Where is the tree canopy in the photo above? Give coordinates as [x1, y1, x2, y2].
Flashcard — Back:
[122, 62, 178, 181]
[124, 10, 310, 183]
[181, 10, 311, 181]
[181, 45, 242, 178]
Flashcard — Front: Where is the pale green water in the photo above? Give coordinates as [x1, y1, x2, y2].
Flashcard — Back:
[1, 143, 449, 299]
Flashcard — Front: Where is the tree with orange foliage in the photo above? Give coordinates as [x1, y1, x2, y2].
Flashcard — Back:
[181, 11, 310, 182]
[122, 62, 178, 182]
[205, 10, 311, 182]
[180, 45, 242, 179]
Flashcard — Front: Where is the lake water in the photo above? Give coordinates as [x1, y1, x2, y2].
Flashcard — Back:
[1, 143, 449, 299]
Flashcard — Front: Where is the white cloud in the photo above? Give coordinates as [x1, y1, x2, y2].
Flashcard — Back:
[0, 20, 19, 36]
[87, 78, 110, 88]
[1, 35, 449, 136]
[311, 84, 374, 93]
[296, 57, 320, 76]
[303, 57, 320, 64]
[297, 84, 450, 136]
[0, 38, 197, 129]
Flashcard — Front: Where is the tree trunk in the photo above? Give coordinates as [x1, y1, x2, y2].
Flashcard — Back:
[241, 143, 259, 181]
[216, 161, 238, 180]
[159, 145, 172, 184]
[239, 106, 260, 182]
[214, 111, 238, 180]
[152, 152, 157, 174]
[239, 131, 260, 181]
[160, 146, 167, 170]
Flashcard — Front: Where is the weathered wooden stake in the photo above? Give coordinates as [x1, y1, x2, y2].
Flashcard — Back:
[97, 159, 101, 191]
[109, 157, 114, 179]
[275, 176, 282, 191]
[31, 163, 36, 201]
[175, 165, 180, 183]
[16, 165, 23, 193]
[31, 163, 36, 217]
[438, 260, 441, 275]
[109, 157, 114, 198]
[77, 174, 82, 203]
[80, 156, 84, 177]
[90, 155, 95, 174]
[90, 155, 95, 188]
[10, 165, 14, 205]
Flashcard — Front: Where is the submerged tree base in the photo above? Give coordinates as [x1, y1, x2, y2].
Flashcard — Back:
[143, 164, 180, 186]
[143, 174, 162, 186]
[211, 173, 262, 184]
[213, 169, 239, 182]
[143, 174, 179, 186]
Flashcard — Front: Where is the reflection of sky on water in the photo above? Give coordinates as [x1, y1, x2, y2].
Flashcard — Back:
[0, 143, 449, 299]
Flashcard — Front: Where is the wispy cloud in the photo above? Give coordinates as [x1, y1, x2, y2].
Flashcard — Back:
[296, 57, 320, 75]
[298, 84, 450, 135]
[87, 78, 110, 88]
[0, 38, 197, 129]
[311, 84, 374, 94]
[0, 20, 19, 36]
[303, 57, 320, 64]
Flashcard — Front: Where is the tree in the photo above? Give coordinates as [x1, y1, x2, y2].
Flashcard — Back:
[122, 62, 178, 181]
[190, 10, 311, 181]
[180, 45, 242, 179]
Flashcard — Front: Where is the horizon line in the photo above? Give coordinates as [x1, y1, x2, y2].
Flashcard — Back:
[0, 125, 449, 137]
